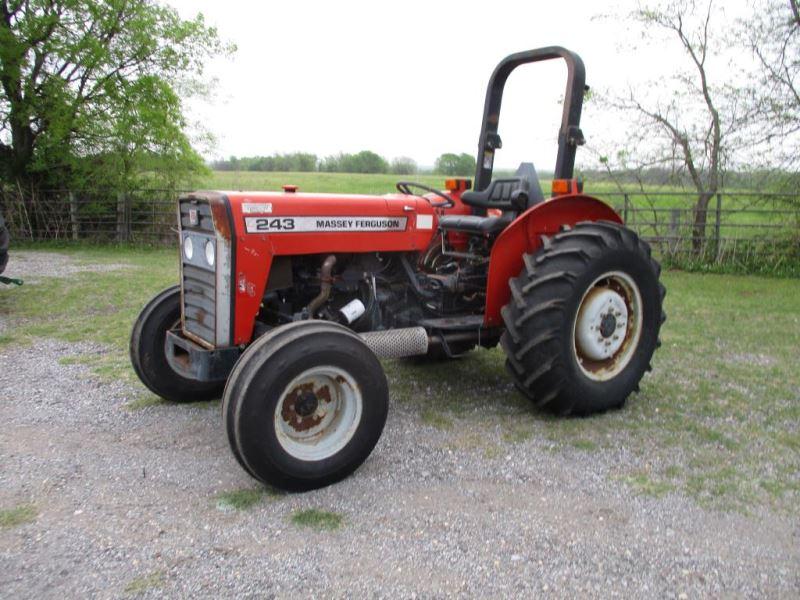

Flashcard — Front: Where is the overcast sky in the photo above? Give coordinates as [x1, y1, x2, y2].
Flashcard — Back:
[166, 0, 750, 172]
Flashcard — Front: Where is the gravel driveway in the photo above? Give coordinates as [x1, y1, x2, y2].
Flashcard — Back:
[1, 254, 798, 598]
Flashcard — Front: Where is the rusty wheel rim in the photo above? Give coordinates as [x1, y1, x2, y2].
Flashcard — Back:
[572, 271, 643, 382]
[274, 366, 363, 461]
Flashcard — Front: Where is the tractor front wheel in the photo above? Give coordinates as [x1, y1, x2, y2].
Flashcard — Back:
[223, 321, 388, 491]
[500, 221, 665, 415]
[130, 286, 224, 403]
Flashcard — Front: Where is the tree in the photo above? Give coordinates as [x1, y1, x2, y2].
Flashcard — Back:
[745, 0, 800, 178]
[319, 150, 388, 173]
[600, 0, 752, 253]
[434, 152, 475, 176]
[348, 150, 388, 173]
[0, 0, 231, 191]
[389, 156, 417, 175]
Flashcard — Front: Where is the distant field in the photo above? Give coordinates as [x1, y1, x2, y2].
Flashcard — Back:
[196, 170, 661, 197]
[197, 171, 447, 195]
[197, 171, 798, 246]
[197, 170, 775, 205]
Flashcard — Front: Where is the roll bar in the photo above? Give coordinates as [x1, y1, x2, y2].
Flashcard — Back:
[473, 46, 587, 191]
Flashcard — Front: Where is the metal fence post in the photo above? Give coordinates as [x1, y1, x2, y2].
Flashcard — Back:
[116, 192, 129, 242]
[714, 192, 722, 262]
[68, 191, 79, 241]
[623, 193, 629, 224]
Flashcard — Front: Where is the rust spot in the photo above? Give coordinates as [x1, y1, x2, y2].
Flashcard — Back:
[282, 382, 323, 432]
[209, 196, 232, 242]
[316, 385, 332, 404]
[575, 278, 636, 375]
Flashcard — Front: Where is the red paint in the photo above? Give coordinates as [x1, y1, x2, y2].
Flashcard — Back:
[482, 194, 622, 326]
[228, 191, 441, 344]
[222, 189, 619, 345]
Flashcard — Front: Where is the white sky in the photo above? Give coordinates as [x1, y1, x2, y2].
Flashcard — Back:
[166, 0, 751, 171]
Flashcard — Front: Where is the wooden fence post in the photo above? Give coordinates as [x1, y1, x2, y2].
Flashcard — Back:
[669, 209, 681, 256]
[68, 191, 79, 241]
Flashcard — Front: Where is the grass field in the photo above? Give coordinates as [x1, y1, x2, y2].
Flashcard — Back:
[196, 170, 448, 195]
[1, 247, 798, 513]
[191, 171, 799, 276]
[197, 171, 798, 235]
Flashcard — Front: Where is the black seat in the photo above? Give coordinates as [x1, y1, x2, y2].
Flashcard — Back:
[438, 163, 545, 235]
[437, 213, 514, 235]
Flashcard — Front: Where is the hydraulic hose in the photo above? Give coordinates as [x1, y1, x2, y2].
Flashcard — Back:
[306, 255, 337, 317]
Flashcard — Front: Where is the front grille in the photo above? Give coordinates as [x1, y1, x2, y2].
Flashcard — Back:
[180, 198, 217, 346]
[182, 263, 216, 343]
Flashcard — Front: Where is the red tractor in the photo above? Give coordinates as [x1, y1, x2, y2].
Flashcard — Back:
[131, 47, 665, 491]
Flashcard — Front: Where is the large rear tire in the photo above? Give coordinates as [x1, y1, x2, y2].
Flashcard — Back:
[223, 321, 388, 491]
[130, 286, 224, 403]
[500, 221, 665, 415]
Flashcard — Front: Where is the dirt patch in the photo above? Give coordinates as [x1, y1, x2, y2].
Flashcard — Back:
[725, 352, 778, 367]
[1, 251, 131, 283]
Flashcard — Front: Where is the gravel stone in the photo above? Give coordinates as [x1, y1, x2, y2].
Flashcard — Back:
[1, 338, 798, 598]
[1, 251, 131, 284]
[0, 253, 798, 597]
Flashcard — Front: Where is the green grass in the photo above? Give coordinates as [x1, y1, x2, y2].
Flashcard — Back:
[198, 170, 448, 195]
[123, 570, 166, 594]
[2, 246, 799, 513]
[0, 504, 37, 528]
[0, 246, 176, 385]
[124, 395, 167, 411]
[214, 488, 277, 511]
[386, 271, 800, 513]
[617, 473, 676, 498]
[290, 509, 343, 531]
[420, 407, 453, 430]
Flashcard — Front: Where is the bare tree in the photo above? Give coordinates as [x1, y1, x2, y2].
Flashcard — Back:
[745, 0, 800, 177]
[601, 0, 751, 253]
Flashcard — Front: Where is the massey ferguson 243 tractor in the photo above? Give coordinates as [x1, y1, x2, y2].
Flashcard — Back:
[131, 47, 665, 491]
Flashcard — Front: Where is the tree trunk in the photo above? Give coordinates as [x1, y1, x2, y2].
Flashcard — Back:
[692, 192, 715, 254]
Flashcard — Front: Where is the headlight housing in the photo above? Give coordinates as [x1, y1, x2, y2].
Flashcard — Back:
[183, 236, 193, 260]
[205, 239, 215, 267]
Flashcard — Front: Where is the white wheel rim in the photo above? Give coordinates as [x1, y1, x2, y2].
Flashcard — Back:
[572, 271, 643, 382]
[274, 366, 363, 461]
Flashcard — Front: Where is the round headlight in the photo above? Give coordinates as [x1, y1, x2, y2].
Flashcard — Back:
[205, 239, 215, 267]
[183, 236, 193, 260]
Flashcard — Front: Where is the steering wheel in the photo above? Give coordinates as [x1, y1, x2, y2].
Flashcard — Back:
[396, 181, 454, 208]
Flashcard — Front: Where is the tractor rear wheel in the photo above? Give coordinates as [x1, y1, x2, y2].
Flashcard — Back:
[500, 221, 665, 415]
[223, 320, 388, 491]
[130, 286, 224, 403]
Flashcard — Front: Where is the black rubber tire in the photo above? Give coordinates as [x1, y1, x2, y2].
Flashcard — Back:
[0, 212, 9, 275]
[500, 221, 666, 415]
[223, 320, 389, 491]
[221, 320, 351, 479]
[130, 286, 224, 403]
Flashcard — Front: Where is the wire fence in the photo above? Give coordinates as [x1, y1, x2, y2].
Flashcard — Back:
[601, 191, 800, 270]
[1, 187, 798, 270]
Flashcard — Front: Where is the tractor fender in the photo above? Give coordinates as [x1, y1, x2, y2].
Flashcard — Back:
[483, 194, 622, 327]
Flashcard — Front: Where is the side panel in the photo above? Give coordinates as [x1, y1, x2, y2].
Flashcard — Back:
[483, 195, 623, 327]
[227, 191, 439, 345]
